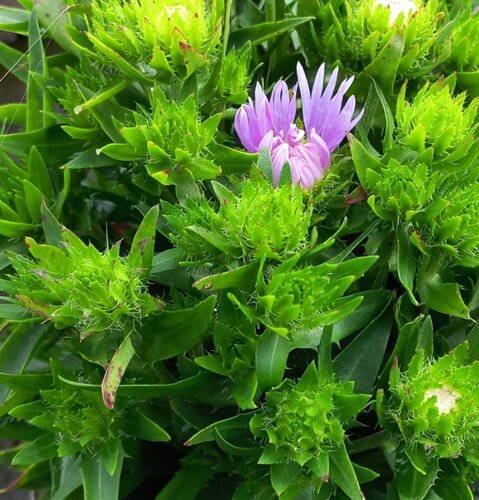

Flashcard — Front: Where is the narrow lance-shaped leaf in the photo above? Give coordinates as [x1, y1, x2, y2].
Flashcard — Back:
[101, 334, 135, 410]
[127, 205, 159, 279]
[256, 330, 291, 390]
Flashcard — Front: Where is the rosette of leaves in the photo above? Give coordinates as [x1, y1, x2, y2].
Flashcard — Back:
[351, 77, 479, 267]
[248, 253, 377, 337]
[1, 214, 160, 335]
[395, 77, 479, 164]
[446, 8, 479, 72]
[99, 86, 221, 196]
[160, 168, 312, 267]
[73, 0, 223, 81]
[376, 343, 479, 498]
[300, 0, 449, 94]
[249, 362, 371, 498]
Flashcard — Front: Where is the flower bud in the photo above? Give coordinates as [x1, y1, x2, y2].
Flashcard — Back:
[380, 344, 479, 461]
[85, 0, 224, 80]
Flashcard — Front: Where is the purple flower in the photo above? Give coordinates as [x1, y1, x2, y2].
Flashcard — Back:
[234, 63, 363, 189]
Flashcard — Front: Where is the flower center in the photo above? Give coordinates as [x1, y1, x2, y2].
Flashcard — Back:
[372, 0, 418, 25]
[281, 124, 305, 147]
[424, 386, 460, 415]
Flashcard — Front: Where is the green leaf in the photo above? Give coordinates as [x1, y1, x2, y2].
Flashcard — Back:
[59, 371, 233, 407]
[256, 330, 291, 390]
[97, 143, 143, 162]
[229, 17, 314, 48]
[270, 462, 301, 496]
[101, 334, 135, 409]
[96, 441, 121, 477]
[396, 226, 419, 305]
[363, 31, 405, 96]
[85, 34, 151, 83]
[34, 0, 77, 54]
[206, 144, 257, 175]
[0, 103, 28, 127]
[395, 455, 438, 500]
[214, 428, 258, 457]
[432, 467, 473, 500]
[0, 126, 81, 159]
[329, 443, 363, 500]
[0, 220, 38, 238]
[65, 148, 118, 170]
[185, 413, 255, 446]
[139, 296, 216, 362]
[0, 372, 51, 392]
[369, 76, 395, 150]
[22, 179, 43, 222]
[349, 134, 383, 188]
[81, 451, 122, 500]
[127, 205, 159, 279]
[333, 300, 394, 393]
[51, 456, 82, 500]
[194, 262, 259, 291]
[27, 11, 51, 131]
[332, 290, 391, 343]
[0, 6, 29, 34]
[41, 201, 62, 247]
[12, 433, 57, 465]
[155, 463, 215, 500]
[0, 324, 45, 403]
[28, 146, 53, 200]
[0, 41, 28, 83]
[417, 268, 469, 319]
[122, 408, 171, 442]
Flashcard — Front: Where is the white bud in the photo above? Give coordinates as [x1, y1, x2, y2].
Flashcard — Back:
[424, 386, 460, 415]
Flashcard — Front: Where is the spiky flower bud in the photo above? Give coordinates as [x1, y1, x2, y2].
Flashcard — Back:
[378, 343, 479, 462]
[83, 0, 224, 80]
[217, 44, 252, 105]
[396, 78, 479, 163]
[5, 220, 160, 336]
[161, 169, 312, 265]
[250, 363, 369, 496]
[100, 87, 221, 187]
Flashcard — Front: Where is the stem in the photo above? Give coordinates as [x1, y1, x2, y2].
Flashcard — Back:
[347, 430, 390, 455]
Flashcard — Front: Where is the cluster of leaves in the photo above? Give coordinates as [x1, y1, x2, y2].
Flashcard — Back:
[1, 0, 479, 499]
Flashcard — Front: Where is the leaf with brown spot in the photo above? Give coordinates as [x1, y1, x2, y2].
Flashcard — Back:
[101, 334, 135, 410]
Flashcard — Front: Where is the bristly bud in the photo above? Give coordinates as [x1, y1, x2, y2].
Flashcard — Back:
[161, 168, 313, 266]
[250, 363, 369, 496]
[378, 343, 479, 467]
[82, 0, 224, 80]
[395, 78, 479, 162]
[99, 87, 222, 188]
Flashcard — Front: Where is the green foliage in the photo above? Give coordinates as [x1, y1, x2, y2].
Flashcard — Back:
[162, 168, 313, 265]
[217, 43, 252, 105]
[378, 342, 479, 492]
[101, 86, 221, 188]
[1, 208, 161, 334]
[250, 363, 369, 497]
[81, 0, 224, 80]
[2, 0, 479, 497]
[395, 78, 479, 162]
